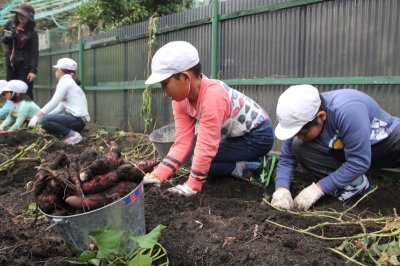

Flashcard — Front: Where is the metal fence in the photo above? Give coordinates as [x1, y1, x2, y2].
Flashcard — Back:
[35, 0, 400, 151]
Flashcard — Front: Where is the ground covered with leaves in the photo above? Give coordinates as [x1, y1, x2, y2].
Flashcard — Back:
[0, 129, 399, 265]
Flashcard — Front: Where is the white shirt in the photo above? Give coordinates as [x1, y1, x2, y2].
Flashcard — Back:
[40, 74, 90, 122]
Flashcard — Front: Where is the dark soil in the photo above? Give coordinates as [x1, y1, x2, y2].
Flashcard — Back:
[0, 129, 399, 265]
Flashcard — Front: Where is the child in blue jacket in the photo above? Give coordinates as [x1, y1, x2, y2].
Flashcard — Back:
[271, 85, 400, 210]
[0, 80, 40, 131]
[0, 80, 12, 120]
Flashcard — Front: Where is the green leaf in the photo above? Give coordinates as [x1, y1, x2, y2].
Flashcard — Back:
[89, 229, 124, 259]
[128, 252, 153, 266]
[67, 260, 87, 265]
[387, 239, 400, 257]
[88, 258, 101, 265]
[79, 250, 96, 261]
[130, 224, 166, 249]
[68, 251, 96, 264]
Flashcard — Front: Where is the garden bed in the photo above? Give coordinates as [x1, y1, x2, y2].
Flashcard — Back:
[0, 129, 398, 265]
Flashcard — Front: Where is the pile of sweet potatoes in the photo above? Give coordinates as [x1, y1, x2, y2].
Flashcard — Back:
[34, 141, 159, 216]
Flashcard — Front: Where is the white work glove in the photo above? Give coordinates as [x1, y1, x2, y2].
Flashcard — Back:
[28, 115, 39, 128]
[293, 182, 324, 211]
[167, 183, 197, 196]
[142, 173, 161, 186]
[271, 188, 294, 210]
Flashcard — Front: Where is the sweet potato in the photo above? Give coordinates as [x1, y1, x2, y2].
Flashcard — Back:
[33, 171, 49, 196]
[105, 141, 122, 168]
[47, 170, 69, 194]
[50, 209, 67, 216]
[69, 157, 80, 180]
[67, 181, 138, 211]
[47, 151, 69, 170]
[65, 194, 107, 210]
[115, 164, 143, 182]
[81, 171, 119, 194]
[137, 160, 161, 173]
[105, 181, 138, 199]
[81, 158, 114, 179]
[37, 190, 57, 214]
[79, 148, 99, 163]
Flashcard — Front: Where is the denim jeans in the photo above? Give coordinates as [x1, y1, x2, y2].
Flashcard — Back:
[39, 114, 85, 136]
[208, 124, 275, 177]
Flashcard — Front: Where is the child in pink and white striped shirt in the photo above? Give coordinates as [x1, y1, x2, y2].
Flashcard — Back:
[144, 41, 275, 196]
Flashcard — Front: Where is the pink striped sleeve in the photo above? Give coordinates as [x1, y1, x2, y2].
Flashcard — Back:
[186, 85, 230, 191]
[152, 101, 196, 181]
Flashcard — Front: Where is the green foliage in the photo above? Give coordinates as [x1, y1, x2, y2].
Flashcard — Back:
[75, 0, 195, 31]
[338, 230, 400, 265]
[69, 224, 168, 266]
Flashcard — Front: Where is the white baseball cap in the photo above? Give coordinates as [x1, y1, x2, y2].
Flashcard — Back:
[3, 80, 28, 94]
[53, 58, 78, 71]
[275, 85, 321, 140]
[145, 41, 200, 85]
[0, 80, 9, 95]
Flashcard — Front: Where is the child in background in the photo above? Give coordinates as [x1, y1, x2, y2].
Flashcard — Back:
[0, 80, 12, 120]
[143, 41, 275, 196]
[0, 80, 39, 131]
[28, 58, 90, 145]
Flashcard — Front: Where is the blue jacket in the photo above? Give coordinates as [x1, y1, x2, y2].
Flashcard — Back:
[275, 89, 400, 194]
[0, 100, 12, 119]
[0, 100, 40, 131]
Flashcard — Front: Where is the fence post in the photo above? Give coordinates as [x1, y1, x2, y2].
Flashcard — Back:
[79, 37, 84, 89]
[211, 0, 219, 78]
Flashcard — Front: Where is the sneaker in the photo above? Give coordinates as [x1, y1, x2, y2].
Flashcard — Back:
[64, 131, 83, 145]
[251, 155, 277, 188]
[333, 174, 370, 201]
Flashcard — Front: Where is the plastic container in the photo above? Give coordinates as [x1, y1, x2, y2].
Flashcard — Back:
[41, 182, 145, 255]
[149, 123, 195, 167]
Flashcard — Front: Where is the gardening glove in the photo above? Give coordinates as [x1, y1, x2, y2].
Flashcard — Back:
[293, 182, 324, 211]
[142, 172, 161, 186]
[167, 182, 197, 196]
[271, 188, 294, 210]
[28, 115, 39, 128]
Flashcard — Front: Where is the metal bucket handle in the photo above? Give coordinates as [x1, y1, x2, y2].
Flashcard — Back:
[46, 217, 67, 231]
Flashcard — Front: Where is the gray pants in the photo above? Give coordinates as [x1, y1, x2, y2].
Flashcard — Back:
[291, 126, 400, 179]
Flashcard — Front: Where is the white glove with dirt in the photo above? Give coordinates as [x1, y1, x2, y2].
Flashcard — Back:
[293, 182, 324, 211]
[167, 183, 197, 196]
[271, 188, 294, 210]
[28, 115, 39, 128]
[142, 173, 161, 186]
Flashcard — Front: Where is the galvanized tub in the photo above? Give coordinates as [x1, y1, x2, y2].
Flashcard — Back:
[41, 182, 145, 255]
[149, 123, 195, 167]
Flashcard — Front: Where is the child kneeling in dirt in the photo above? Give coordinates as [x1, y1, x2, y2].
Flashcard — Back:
[271, 85, 400, 211]
[28, 58, 90, 145]
[143, 41, 275, 196]
[0, 80, 40, 131]
[0, 80, 12, 120]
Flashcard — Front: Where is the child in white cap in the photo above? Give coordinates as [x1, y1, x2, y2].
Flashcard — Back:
[271, 85, 400, 211]
[0, 80, 13, 120]
[0, 80, 40, 131]
[28, 58, 90, 145]
[143, 41, 275, 196]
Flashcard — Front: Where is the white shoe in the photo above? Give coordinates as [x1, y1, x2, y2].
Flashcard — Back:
[64, 131, 83, 145]
[333, 174, 370, 201]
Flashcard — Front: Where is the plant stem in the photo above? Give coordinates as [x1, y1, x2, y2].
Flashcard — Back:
[328, 248, 366, 266]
